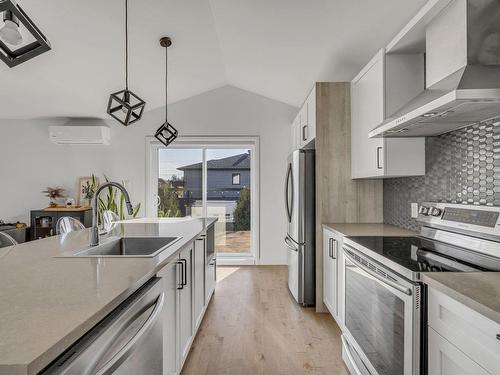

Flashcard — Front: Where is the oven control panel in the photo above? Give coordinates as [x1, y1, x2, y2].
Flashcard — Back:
[441, 207, 499, 228]
[417, 202, 500, 235]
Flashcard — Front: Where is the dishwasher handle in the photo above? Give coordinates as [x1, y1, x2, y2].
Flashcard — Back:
[95, 292, 165, 375]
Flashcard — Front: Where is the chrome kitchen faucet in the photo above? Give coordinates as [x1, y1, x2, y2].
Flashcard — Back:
[90, 182, 133, 246]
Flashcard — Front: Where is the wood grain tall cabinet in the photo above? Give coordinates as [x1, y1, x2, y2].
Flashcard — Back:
[314, 82, 383, 311]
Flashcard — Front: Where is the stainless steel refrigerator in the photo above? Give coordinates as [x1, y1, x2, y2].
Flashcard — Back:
[284, 149, 315, 306]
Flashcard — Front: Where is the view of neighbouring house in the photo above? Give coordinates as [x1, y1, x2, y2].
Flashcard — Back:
[158, 150, 252, 254]
[179, 152, 250, 224]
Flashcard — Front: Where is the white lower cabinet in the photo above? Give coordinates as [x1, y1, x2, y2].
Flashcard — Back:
[428, 328, 489, 375]
[158, 261, 178, 375]
[193, 235, 206, 330]
[322, 228, 343, 326]
[205, 256, 216, 304]
[178, 245, 193, 368]
[205, 225, 216, 304]
[427, 287, 500, 375]
[158, 227, 216, 375]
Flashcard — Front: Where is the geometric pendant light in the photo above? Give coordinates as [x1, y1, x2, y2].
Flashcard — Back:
[0, 0, 51, 68]
[155, 36, 178, 147]
[107, 0, 145, 126]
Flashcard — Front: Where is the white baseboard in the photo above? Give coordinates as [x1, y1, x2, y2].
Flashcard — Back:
[216, 257, 255, 266]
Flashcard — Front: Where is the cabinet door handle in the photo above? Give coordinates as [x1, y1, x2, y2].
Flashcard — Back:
[328, 238, 333, 258]
[331, 239, 337, 259]
[176, 260, 184, 290]
[376, 146, 383, 169]
[302, 125, 308, 141]
[180, 258, 187, 286]
[497, 334, 500, 341]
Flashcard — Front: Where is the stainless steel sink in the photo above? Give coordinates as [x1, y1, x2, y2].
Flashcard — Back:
[70, 237, 182, 257]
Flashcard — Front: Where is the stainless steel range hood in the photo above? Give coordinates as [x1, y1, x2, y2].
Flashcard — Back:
[370, 0, 500, 138]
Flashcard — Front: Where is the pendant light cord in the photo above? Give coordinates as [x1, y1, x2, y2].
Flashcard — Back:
[165, 47, 168, 126]
[125, 0, 129, 91]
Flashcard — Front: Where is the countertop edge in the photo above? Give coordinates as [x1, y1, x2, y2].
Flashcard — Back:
[322, 223, 417, 237]
[422, 273, 500, 325]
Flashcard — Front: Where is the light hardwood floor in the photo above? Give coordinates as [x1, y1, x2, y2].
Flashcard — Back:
[181, 266, 349, 375]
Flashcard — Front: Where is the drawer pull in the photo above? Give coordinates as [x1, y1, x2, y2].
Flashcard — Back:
[497, 334, 500, 341]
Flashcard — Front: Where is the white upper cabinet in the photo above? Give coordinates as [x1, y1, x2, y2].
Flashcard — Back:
[351, 49, 426, 179]
[291, 85, 317, 150]
[302, 86, 316, 147]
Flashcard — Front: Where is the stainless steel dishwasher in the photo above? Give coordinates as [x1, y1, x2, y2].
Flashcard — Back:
[41, 278, 164, 374]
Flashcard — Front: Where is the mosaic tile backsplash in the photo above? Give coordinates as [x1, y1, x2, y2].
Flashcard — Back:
[383, 120, 500, 231]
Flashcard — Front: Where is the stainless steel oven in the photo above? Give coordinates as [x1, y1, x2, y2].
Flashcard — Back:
[342, 245, 421, 375]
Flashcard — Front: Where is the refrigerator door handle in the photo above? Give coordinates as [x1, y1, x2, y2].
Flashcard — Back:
[284, 235, 298, 252]
[284, 163, 293, 222]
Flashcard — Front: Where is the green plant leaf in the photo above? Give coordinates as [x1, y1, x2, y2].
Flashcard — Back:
[133, 203, 141, 218]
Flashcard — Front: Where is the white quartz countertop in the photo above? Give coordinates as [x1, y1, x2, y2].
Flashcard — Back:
[422, 272, 500, 325]
[0, 217, 216, 375]
[322, 223, 417, 237]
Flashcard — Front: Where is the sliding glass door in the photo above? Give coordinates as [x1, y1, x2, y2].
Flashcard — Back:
[148, 138, 258, 263]
[206, 149, 251, 255]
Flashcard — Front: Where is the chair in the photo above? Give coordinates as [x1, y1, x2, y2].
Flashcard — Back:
[0, 232, 18, 248]
[103, 210, 120, 231]
[56, 216, 85, 235]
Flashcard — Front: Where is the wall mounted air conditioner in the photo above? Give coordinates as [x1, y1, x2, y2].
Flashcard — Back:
[49, 126, 111, 145]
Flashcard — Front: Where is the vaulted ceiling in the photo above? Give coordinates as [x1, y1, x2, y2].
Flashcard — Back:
[0, 0, 426, 119]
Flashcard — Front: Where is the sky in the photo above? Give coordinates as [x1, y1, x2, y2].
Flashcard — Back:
[159, 148, 250, 180]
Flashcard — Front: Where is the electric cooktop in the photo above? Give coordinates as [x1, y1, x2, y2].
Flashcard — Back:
[346, 236, 486, 275]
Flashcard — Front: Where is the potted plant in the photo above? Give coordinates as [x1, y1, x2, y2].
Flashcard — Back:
[80, 175, 99, 207]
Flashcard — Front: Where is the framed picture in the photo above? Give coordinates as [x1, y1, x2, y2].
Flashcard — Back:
[79, 176, 99, 206]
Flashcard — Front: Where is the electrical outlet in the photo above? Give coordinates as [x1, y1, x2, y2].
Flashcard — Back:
[411, 203, 419, 218]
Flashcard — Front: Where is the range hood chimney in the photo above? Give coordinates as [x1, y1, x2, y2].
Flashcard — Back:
[370, 0, 500, 138]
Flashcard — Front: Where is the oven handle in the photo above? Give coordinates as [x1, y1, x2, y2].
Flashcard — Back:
[343, 248, 412, 296]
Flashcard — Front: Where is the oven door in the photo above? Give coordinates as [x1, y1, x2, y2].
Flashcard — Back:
[342, 245, 421, 375]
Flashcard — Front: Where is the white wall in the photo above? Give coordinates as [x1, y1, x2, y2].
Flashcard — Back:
[0, 86, 296, 264]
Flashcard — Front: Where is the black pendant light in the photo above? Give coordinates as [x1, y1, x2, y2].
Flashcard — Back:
[155, 36, 178, 147]
[0, 0, 51, 68]
[107, 0, 145, 126]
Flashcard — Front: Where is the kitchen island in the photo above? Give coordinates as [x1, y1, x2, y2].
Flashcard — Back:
[0, 217, 216, 375]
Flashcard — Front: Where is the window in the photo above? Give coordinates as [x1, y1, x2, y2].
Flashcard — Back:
[232, 173, 241, 185]
[146, 137, 259, 265]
